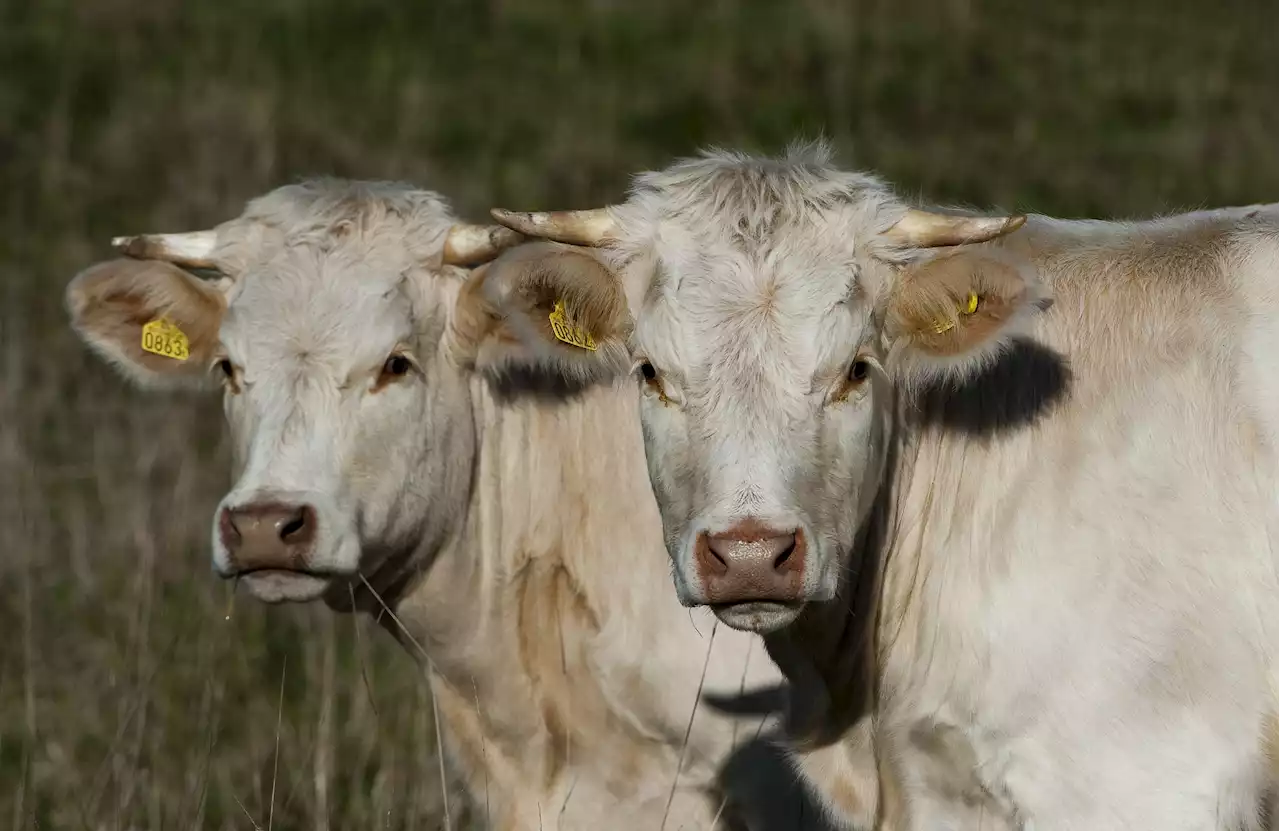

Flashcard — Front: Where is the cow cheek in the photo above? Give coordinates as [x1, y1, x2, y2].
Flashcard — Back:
[639, 407, 696, 522]
[820, 417, 873, 542]
[342, 399, 421, 530]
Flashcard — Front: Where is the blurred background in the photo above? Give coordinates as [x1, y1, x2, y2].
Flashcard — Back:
[0, 0, 1274, 828]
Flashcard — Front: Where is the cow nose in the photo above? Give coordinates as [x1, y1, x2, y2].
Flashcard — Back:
[695, 522, 806, 605]
[219, 502, 316, 573]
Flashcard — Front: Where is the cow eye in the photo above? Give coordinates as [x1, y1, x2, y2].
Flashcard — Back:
[213, 358, 240, 392]
[830, 357, 872, 405]
[636, 360, 676, 405]
[374, 349, 419, 391]
[379, 353, 415, 385]
[384, 355, 411, 377]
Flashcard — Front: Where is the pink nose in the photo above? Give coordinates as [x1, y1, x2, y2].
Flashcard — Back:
[695, 520, 806, 605]
[219, 502, 316, 573]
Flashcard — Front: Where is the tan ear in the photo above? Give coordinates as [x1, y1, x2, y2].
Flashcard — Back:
[451, 241, 632, 387]
[66, 258, 227, 388]
[884, 250, 1050, 387]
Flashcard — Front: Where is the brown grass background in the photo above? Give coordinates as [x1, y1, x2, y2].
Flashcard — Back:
[1, 0, 1275, 828]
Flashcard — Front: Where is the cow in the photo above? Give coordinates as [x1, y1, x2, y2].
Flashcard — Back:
[481, 142, 1280, 830]
[64, 178, 838, 830]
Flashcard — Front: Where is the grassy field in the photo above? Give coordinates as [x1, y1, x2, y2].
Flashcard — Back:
[0, 0, 1274, 828]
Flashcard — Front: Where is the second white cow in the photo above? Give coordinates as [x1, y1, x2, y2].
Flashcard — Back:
[487, 143, 1279, 830]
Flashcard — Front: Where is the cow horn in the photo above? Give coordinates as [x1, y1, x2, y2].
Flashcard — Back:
[111, 231, 220, 268]
[441, 223, 527, 267]
[489, 207, 619, 247]
[883, 209, 1026, 248]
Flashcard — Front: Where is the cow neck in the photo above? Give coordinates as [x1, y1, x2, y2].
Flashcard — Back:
[392, 375, 671, 689]
[768, 368, 1057, 749]
[467, 376, 671, 623]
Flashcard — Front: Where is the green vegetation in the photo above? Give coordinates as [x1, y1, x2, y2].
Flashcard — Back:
[1, 0, 1274, 828]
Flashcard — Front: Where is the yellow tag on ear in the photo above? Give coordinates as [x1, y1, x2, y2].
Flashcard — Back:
[930, 293, 980, 335]
[140, 318, 191, 361]
[548, 300, 597, 351]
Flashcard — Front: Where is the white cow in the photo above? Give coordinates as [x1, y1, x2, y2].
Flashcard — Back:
[483, 143, 1280, 830]
[64, 178, 836, 830]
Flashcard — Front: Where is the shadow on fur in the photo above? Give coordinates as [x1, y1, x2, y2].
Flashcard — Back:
[714, 736, 849, 830]
[701, 683, 789, 717]
[483, 364, 600, 405]
[910, 337, 1072, 438]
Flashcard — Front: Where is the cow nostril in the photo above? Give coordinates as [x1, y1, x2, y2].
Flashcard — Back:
[280, 508, 310, 543]
[773, 536, 797, 570]
[697, 533, 730, 576]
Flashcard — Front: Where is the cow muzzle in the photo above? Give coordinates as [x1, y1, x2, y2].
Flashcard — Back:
[216, 499, 338, 602]
[694, 519, 807, 632]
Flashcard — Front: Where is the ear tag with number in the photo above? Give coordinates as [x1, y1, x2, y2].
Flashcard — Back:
[548, 300, 597, 351]
[930, 292, 981, 335]
[141, 318, 191, 361]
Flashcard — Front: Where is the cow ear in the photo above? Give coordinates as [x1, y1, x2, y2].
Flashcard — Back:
[883, 250, 1050, 388]
[451, 241, 632, 388]
[66, 258, 228, 389]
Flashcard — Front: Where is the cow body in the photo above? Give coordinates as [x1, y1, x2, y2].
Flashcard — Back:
[66, 180, 828, 830]
[861, 207, 1277, 829]
[486, 146, 1279, 829]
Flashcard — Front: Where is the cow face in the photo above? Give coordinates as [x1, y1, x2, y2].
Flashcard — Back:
[66, 182, 521, 603]
[486, 145, 1048, 633]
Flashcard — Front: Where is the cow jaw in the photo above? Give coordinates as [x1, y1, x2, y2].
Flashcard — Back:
[711, 601, 806, 633]
[239, 571, 332, 603]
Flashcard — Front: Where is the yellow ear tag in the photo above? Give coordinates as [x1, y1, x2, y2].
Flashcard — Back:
[548, 300, 597, 351]
[140, 318, 191, 361]
[930, 293, 980, 335]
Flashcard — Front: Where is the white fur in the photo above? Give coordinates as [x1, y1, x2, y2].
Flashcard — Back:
[560, 145, 1277, 829]
[69, 180, 823, 830]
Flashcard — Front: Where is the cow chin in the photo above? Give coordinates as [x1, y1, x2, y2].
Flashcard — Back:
[240, 570, 332, 603]
[710, 601, 804, 633]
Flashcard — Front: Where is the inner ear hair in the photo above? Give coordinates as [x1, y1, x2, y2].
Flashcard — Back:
[451, 242, 633, 388]
[480, 241, 631, 343]
[67, 258, 226, 386]
[887, 251, 1032, 356]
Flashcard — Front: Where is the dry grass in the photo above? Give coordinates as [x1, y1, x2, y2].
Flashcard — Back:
[0, 0, 1273, 828]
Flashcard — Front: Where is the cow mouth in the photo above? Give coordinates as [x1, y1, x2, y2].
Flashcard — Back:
[710, 600, 804, 633]
[232, 568, 343, 603]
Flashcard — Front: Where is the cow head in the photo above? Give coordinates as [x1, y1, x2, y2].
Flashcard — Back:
[486, 144, 1048, 633]
[66, 180, 535, 604]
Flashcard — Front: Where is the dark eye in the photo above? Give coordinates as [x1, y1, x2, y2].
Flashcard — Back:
[217, 359, 234, 379]
[383, 354, 412, 378]
[848, 359, 870, 384]
[640, 362, 657, 381]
